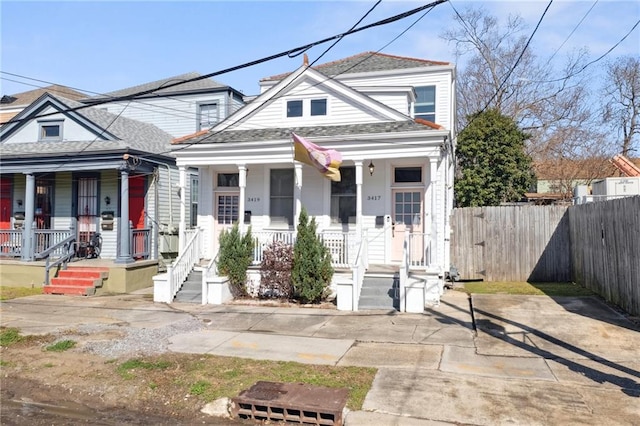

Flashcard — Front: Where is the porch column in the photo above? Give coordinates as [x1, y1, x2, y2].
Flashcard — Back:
[428, 158, 439, 267]
[294, 163, 303, 230]
[178, 166, 187, 253]
[21, 173, 35, 261]
[238, 165, 247, 231]
[355, 161, 363, 236]
[115, 164, 133, 264]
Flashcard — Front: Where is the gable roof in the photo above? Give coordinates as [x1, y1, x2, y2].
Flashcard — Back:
[261, 52, 451, 82]
[212, 64, 410, 133]
[1, 84, 87, 107]
[0, 93, 174, 158]
[534, 157, 640, 181]
[84, 72, 229, 101]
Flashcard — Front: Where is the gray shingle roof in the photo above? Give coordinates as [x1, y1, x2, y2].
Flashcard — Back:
[262, 52, 451, 82]
[86, 72, 228, 100]
[0, 95, 174, 158]
[173, 121, 441, 145]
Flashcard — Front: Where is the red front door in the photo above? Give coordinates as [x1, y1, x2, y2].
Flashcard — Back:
[129, 175, 146, 257]
[0, 177, 11, 230]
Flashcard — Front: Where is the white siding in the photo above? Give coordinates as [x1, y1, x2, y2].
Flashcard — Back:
[336, 69, 453, 129]
[155, 165, 181, 233]
[231, 80, 396, 131]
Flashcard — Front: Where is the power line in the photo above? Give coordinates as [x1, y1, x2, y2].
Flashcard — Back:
[1, 0, 448, 127]
[547, 0, 599, 63]
[537, 18, 640, 84]
[165, 2, 442, 154]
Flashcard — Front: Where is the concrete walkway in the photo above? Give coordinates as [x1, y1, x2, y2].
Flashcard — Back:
[1, 290, 639, 425]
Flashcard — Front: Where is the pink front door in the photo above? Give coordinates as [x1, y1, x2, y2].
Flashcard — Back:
[391, 190, 423, 263]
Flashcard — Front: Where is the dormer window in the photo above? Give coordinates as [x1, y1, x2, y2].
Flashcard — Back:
[311, 99, 327, 116]
[414, 86, 436, 122]
[38, 120, 63, 141]
[286, 100, 303, 117]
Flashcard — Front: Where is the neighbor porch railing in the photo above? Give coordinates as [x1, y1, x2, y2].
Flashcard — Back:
[164, 227, 202, 302]
[131, 225, 151, 259]
[0, 229, 23, 257]
[251, 230, 355, 268]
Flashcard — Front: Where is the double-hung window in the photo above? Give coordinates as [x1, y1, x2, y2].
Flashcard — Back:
[330, 167, 356, 224]
[270, 169, 294, 225]
[414, 86, 436, 122]
[190, 176, 198, 228]
[198, 102, 219, 130]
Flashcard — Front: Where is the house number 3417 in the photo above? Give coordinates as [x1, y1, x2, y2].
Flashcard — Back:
[367, 195, 381, 201]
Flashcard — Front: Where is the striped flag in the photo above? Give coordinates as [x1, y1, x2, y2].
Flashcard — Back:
[292, 133, 342, 182]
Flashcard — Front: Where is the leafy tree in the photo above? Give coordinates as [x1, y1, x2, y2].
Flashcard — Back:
[217, 224, 254, 297]
[291, 208, 333, 304]
[455, 109, 535, 207]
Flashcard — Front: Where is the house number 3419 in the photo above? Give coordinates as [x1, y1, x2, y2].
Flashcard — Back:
[367, 195, 381, 201]
[247, 197, 260, 202]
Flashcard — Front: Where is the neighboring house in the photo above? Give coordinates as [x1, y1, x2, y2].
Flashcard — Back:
[81, 72, 246, 137]
[168, 52, 456, 311]
[1, 84, 87, 124]
[531, 157, 640, 204]
[0, 93, 179, 291]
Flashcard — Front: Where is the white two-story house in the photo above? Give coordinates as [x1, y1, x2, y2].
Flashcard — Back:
[169, 52, 456, 311]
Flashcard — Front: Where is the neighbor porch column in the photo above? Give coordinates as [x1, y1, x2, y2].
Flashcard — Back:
[21, 173, 35, 261]
[294, 163, 303, 230]
[115, 164, 133, 264]
[355, 161, 363, 236]
[238, 165, 247, 231]
[178, 165, 187, 253]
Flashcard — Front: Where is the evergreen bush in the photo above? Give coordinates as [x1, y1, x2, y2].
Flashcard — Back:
[217, 224, 254, 297]
[291, 208, 334, 304]
[259, 240, 294, 299]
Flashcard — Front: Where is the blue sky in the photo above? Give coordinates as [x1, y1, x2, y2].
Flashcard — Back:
[1, 1, 638, 97]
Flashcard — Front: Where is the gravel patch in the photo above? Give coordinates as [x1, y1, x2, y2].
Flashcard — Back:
[68, 317, 206, 358]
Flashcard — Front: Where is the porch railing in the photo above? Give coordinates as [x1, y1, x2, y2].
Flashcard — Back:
[407, 232, 431, 269]
[350, 232, 368, 311]
[43, 235, 77, 285]
[251, 230, 355, 268]
[165, 228, 202, 303]
[0, 229, 23, 258]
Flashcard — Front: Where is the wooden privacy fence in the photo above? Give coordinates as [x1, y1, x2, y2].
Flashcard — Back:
[569, 196, 640, 317]
[450, 205, 571, 282]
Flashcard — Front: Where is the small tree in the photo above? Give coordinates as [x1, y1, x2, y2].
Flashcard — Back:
[259, 240, 293, 299]
[217, 224, 254, 297]
[292, 208, 333, 304]
[455, 109, 535, 207]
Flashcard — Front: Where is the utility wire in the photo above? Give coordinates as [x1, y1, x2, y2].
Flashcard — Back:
[1, 0, 448, 127]
[547, 0, 599, 63]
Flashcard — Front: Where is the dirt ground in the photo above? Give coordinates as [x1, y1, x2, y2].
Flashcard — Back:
[0, 338, 253, 425]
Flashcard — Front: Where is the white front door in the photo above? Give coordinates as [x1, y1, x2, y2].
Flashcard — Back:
[214, 192, 239, 248]
[391, 190, 423, 263]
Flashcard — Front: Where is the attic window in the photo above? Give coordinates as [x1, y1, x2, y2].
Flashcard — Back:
[286, 100, 303, 117]
[38, 120, 63, 141]
[311, 99, 327, 116]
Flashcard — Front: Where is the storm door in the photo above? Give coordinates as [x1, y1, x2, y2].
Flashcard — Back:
[77, 177, 99, 244]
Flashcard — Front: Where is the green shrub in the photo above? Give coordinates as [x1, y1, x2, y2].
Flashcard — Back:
[45, 340, 76, 352]
[292, 208, 334, 304]
[260, 240, 294, 299]
[217, 224, 254, 297]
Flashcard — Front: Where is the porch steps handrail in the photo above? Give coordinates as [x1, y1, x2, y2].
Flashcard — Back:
[398, 231, 410, 312]
[166, 228, 202, 302]
[407, 232, 432, 270]
[42, 235, 77, 286]
[350, 230, 368, 311]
